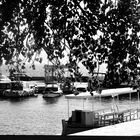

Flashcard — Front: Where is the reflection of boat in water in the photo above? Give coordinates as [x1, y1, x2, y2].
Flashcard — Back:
[43, 97, 59, 104]
[43, 83, 62, 98]
[61, 88, 140, 136]
[3, 81, 36, 98]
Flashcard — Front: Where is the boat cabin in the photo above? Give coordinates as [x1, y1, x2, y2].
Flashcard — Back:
[45, 83, 60, 92]
[0, 74, 11, 96]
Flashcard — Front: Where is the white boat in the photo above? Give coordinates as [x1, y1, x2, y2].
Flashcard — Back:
[62, 108, 140, 136]
[62, 82, 89, 95]
[0, 74, 11, 96]
[35, 82, 46, 94]
[61, 87, 140, 136]
[65, 87, 137, 99]
[0, 74, 11, 82]
[43, 83, 62, 98]
[74, 82, 88, 92]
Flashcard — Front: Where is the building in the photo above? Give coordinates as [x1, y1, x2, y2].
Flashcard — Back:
[44, 64, 70, 83]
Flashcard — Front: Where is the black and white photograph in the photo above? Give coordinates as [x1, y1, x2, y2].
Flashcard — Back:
[0, 0, 140, 137]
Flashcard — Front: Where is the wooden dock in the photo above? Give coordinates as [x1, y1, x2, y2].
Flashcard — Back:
[70, 119, 140, 136]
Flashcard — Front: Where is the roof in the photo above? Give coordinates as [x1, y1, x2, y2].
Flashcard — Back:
[65, 87, 137, 99]
[0, 74, 11, 82]
[74, 82, 88, 88]
[46, 83, 59, 88]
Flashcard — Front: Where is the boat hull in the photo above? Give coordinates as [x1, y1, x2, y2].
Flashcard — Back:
[43, 91, 62, 98]
[61, 119, 94, 136]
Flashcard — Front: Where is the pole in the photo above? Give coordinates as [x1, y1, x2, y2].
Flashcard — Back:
[138, 90, 139, 107]
[117, 94, 119, 103]
[116, 94, 119, 113]
[83, 99, 84, 110]
[113, 96, 115, 110]
[100, 93, 102, 107]
[129, 92, 131, 109]
[112, 93, 115, 112]
[67, 99, 70, 119]
[92, 96, 94, 111]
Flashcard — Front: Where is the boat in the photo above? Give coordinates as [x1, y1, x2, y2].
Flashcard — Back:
[62, 108, 140, 135]
[0, 74, 11, 82]
[0, 74, 11, 96]
[34, 82, 46, 94]
[2, 81, 36, 98]
[73, 82, 88, 94]
[61, 80, 74, 95]
[61, 87, 140, 136]
[62, 82, 88, 95]
[10, 72, 32, 81]
[42, 83, 62, 98]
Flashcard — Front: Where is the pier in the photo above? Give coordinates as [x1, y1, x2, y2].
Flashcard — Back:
[70, 119, 140, 136]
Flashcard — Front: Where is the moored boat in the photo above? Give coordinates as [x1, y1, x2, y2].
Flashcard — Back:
[0, 74, 11, 96]
[61, 88, 140, 136]
[62, 83, 73, 95]
[2, 81, 36, 98]
[42, 83, 62, 98]
[62, 107, 140, 136]
[34, 82, 46, 94]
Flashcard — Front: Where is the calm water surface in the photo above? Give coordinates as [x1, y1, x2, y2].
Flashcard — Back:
[0, 86, 139, 135]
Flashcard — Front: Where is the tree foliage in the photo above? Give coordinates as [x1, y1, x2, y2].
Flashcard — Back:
[0, 0, 140, 89]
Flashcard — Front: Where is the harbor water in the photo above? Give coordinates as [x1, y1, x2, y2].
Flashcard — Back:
[0, 82, 139, 135]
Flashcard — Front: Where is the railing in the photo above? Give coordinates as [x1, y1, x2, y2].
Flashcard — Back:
[97, 108, 140, 127]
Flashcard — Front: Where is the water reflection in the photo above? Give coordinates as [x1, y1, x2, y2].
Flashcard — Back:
[43, 97, 59, 104]
[0, 97, 30, 103]
[7, 97, 30, 104]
